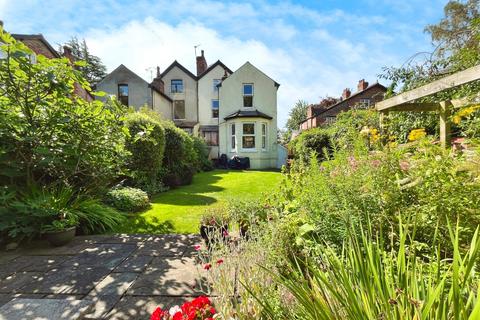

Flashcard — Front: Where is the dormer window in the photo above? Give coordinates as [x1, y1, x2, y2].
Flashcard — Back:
[243, 84, 253, 107]
[171, 79, 183, 93]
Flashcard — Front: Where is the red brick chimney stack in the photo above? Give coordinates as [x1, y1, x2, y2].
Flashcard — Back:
[342, 88, 351, 100]
[196, 50, 208, 76]
[151, 66, 165, 93]
[357, 79, 369, 92]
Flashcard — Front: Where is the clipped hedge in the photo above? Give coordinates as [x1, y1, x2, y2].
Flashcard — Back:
[193, 136, 214, 172]
[106, 187, 150, 212]
[124, 112, 166, 194]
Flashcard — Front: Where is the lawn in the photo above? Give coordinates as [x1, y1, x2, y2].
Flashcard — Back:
[115, 169, 283, 234]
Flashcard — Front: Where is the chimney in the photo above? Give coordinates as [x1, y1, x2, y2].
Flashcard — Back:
[196, 50, 207, 76]
[357, 79, 369, 92]
[307, 105, 314, 118]
[63, 46, 75, 64]
[150, 66, 165, 93]
[221, 69, 228, 81]
[342, 88, 351, 100]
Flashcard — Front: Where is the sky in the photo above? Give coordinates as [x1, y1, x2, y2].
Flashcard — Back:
[0, 0, 449, 127]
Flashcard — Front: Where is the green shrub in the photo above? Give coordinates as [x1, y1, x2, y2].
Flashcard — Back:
[162, 123, 198, 186]
[105, 187, 150, 212]
[193, 136, 214, 171]
[290, 127, 332, 162]
[75, 199, 126, 234]
[124, 112, 166, 194]
[0, 30, 128, 192]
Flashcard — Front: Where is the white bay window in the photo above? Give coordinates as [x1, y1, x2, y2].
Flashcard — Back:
[242, 123, 255, 150]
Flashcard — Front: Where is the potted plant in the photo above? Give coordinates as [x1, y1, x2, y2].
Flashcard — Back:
[199, 207, 229, 246]
[42, 211, 78, 247]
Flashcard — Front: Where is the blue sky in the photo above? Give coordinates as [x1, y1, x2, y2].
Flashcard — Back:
[1, 0, 448, 127]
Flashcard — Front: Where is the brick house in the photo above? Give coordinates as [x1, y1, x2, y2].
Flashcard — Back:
[300, 79, 386, 130]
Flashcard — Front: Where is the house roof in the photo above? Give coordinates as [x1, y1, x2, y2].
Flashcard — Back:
[149, 85, 173, 102]
[97, 64, 149, 86]
[299, 82, 387, 125]
[224, 109, 273, 120]
[11, 33, 61, 58]
[217, 61, 280, 89]
[197, 60, 232, 79]
[161, 60, 197, 80]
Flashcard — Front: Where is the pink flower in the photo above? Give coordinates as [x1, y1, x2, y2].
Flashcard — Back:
[216, 259, 224, 265]
[222, 230, 229, 237]
[194, 244, 201, 251]
[399, 160, 409, 171]
[371, 159, 381, 168]
[203, 263, 212, 270]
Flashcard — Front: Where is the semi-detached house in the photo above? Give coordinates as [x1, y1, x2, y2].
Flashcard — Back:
[97, 50, 282, 169]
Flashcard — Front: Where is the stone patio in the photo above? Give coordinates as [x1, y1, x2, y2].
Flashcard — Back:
[0, 234, 209, 319]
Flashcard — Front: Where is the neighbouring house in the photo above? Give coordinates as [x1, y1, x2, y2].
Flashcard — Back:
[95, 64, 153, 109]
[300, 79, 387, 130]
[10, 32, 94, 102]
[218, 62, 280, 169]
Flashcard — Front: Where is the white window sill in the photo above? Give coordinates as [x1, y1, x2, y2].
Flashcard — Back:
[240, 149, 257, 153]
[173, 118, 187, 121]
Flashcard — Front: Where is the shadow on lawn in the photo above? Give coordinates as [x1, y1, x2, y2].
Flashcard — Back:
[117, 216, 175, 234]
[152, 193, 217, 206]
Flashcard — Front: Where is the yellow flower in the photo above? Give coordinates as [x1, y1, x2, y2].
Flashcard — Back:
[408, 128, 426, 141]
[453, 104, 480, 124]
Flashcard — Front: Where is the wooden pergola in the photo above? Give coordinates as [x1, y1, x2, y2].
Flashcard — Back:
[375, 64, 480, 148]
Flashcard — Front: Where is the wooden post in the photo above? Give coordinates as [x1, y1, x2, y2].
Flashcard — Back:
[439, 101, 452, 148]
[379, 111, 386, 135]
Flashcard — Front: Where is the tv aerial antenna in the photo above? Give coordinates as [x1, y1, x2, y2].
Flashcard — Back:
[194, 44, 201, 57]
[145, 67, 155, 81]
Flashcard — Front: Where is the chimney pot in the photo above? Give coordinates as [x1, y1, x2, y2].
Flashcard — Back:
[63, 46, 75, 64]
[357, 79, 369, 92]
[196, 50, 208, 76]
[201, 49, 204, 57]
[156, 66, 161, 77]
[342, 88, 351, 100]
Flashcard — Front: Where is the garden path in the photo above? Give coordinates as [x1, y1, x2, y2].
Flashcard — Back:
[0, 234, 207, 319]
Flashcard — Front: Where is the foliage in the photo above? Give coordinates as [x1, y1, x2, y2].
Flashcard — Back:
[0, 29, 128, 193]
[253, 221, 480, 320]
[62, 36, 107, 85]
[285, 100, 309, 135]
[124, 112, 166, 194]
[74, 199, 126, 235]
[162, 122, 198, 187]
[329, 109, 381, 148]
[106, 187, 150, 212]
[289, 127, 332, 162]
[200, 206, 230, 227]
[193, 136, 214, 172]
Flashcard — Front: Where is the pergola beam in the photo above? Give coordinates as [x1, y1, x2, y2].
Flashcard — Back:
[376, 64, 480, 111]
[378, 102, 440, 112]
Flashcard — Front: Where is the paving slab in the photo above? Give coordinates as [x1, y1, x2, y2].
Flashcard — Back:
[19, 266, 111, 295]
[89, 272, 138, 297]
[0, 298, 93, 320]
[61, 243, 137, 270]
[0, 272, 43, 294]
[127, 257, 207, 296]
[83, 295, 122, 319]
[104, 296, 186, 320]
[113, 255, 153, 273]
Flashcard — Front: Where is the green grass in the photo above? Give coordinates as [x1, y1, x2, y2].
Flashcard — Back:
[115, 169, 283, 234]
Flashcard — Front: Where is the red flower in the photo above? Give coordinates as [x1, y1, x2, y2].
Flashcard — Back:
[222, 230, 229, 237]
[216, 259, 224, 265]
[194, 244, 201, 251]
[203, 263, 212, 271]
[172, 311, 183, 320]
[209, 306, 216, 315]
[150, 307, 166, 320]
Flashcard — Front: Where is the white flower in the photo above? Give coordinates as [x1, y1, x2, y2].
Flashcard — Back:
[169, 305, 181, 316]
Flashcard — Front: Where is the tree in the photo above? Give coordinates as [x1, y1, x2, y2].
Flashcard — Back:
[63, 37, 107, 85]
[0, 30, 128, 192]
[286, 100, 309, 134]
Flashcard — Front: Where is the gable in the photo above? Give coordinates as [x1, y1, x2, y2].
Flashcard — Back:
[223, 62, 279, 88]
[160, 61, 197, 80]
[97, 64, 148, 86]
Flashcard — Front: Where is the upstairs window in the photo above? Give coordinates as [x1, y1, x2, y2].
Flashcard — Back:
[171, 79, 184, 93]
[325, 116, 336, 124]
[118, 84, 129, 106]
[212, 100, 219, 118]
[357, 98, 371, 109]
[242, 123, 255, 149]
[173, 100, 186, 120]
[243, 83, 253, 107]
[213, 79, 221, 92]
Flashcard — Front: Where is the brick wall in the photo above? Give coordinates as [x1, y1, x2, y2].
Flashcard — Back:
[21, 39, 58, 59]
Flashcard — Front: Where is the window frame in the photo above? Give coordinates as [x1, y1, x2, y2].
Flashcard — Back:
[173, 100, 186, 120]
[325, 116, 336, 124]
[118, 84, 129, 107]
[202, 130, 219, 146]
[261, 122, 267, 151]
[171, 79, 184, 93]
[211, 99, 219, 119]
[213, 79, 221, 92]
[230, 123, 236, 152]
[241, 122, 256, 150]
[242, 83, 254, 108]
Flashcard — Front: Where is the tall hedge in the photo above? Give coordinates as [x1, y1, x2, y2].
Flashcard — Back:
[124, 113, 165, 193]
[290, 127, 332, 162]
[162, 123, 199, 186]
